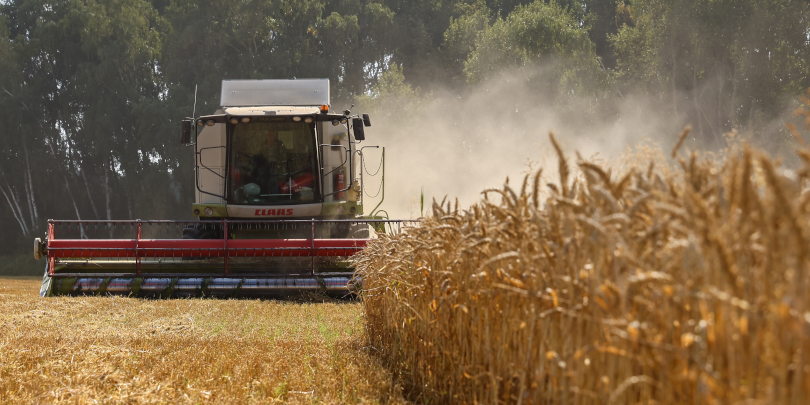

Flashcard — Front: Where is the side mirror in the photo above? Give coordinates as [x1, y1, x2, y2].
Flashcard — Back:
[180, 119, 192, 144]
[362, 113, 371, 127]
[352, 118, 366, 141]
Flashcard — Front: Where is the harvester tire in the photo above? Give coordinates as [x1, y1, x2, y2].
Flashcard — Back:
[33, 238, 44, 260]
[39, 263, 52, 298]
[199, 230, 220, 239]
[182, 224, 223, 240]
[349, 223, 370, 238]
[182, 227, 200, 239]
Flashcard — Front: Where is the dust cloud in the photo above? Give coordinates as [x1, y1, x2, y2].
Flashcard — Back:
[357, 66, 684, 219]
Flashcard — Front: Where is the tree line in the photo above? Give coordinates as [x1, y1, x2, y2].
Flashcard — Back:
[0, 0, 808, 256]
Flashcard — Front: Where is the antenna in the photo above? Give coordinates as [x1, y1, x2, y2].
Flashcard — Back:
[192, 84, 198, 118]
[343, 103, 354, 116]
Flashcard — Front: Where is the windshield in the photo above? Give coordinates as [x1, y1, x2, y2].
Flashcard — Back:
[228, 121, 319, 205]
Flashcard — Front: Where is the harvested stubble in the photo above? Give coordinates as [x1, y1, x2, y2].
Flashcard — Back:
[356, 130, 810, 404]
[0, 277, 408, 404]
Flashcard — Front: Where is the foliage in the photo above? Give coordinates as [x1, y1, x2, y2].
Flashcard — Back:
[442, 2, 491, 81]
[609, 0, 664, 93]
[0, 0, 808, 257]
[0, 0, 182, 250]
[355, 62, 427, 118]
[463, 0, 601, 93]
[611, 0, 810, 140]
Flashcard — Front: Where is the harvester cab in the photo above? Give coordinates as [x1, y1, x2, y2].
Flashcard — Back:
[36, 79, 411, 298]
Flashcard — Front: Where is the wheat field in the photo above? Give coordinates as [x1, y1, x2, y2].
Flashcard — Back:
[356, 119, 810, 402]
[7, 113, 810, 404]
[0, 277, 408, 404]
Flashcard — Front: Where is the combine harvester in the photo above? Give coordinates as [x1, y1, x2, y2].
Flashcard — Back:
[34, 79, 411, 297]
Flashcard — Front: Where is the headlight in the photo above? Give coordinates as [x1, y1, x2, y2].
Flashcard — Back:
[193, 209, 200, 216]
[196, 120, 204, 127]
[304, 117, 313, 123]
[241, 117, 250, 123]
[331, 120, 340, 126]
[340, 117, 348, 124]
[230, 118, 239, 124]
[204, 207, 214, 216]
[205, 120, 215, 126]
[292, 116, 302, 122]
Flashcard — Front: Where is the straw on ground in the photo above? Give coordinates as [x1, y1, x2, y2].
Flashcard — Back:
[0, 278, 407, 404]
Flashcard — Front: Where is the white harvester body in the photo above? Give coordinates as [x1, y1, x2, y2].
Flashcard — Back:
[193, 79, 362, 219]
[34, 79, 411, 298]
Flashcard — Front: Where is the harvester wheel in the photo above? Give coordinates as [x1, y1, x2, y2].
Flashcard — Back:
[331, 222, 369, 238]
[39, 263, 52, 298]
[33, 237, 45, 260]
[182, 224, 223, 240]
[182, 224, 223, 261]
[349, 223, 370, 238]
[182, 227, 199, 239]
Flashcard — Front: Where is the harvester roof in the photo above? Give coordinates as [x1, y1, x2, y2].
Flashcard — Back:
[220, 79, 330, 108]
[221, 106, 321, 116]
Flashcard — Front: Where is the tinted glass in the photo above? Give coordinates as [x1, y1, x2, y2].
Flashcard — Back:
[228, 122, 319, 205]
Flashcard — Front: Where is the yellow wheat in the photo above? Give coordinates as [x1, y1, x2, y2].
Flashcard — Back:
[355, 128, 810, 404]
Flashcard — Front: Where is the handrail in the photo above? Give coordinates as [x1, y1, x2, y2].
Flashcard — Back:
[370, 147, 386, 217]
[195, 146, 228, 200]
[319, 143, 353, 197]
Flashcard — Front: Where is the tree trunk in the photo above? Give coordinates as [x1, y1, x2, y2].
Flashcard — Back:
[717, 70, 724, 134]
[23, 144, 38, 228]
[64, 177, 87, 239]
[692, 70, 704, 139]
[104, 165, 112, 221]
[10, 183, 30, 235]
[696, 73, 718, 143]
[0, 183, 27, 235]
[23, 167, 34, 229]
[81, 168, 101, 219]
[671, 32, 678, 117]
[104, 165, 114, 238]
[0, 165, 29, 234]
[729, 70, 737, 129]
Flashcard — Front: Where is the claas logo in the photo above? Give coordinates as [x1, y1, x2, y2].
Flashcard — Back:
[254, 209, 294, 216]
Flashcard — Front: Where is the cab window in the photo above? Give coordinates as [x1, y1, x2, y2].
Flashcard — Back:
[228, 121, 319, 205]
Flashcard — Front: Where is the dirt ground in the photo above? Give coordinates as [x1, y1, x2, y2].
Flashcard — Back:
[0, 277, 407, 404]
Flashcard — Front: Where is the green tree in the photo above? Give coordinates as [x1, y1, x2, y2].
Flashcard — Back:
[161, 0, 397, 107]
[611, 0, 810, 143]
[463, 0, 604, 96]
[355, 62, 427, 118]
[443, 2, 492, 82]
[1, 0, 177, 228]
[0, 12, 40, 238]
[582, 0, 633, 69]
